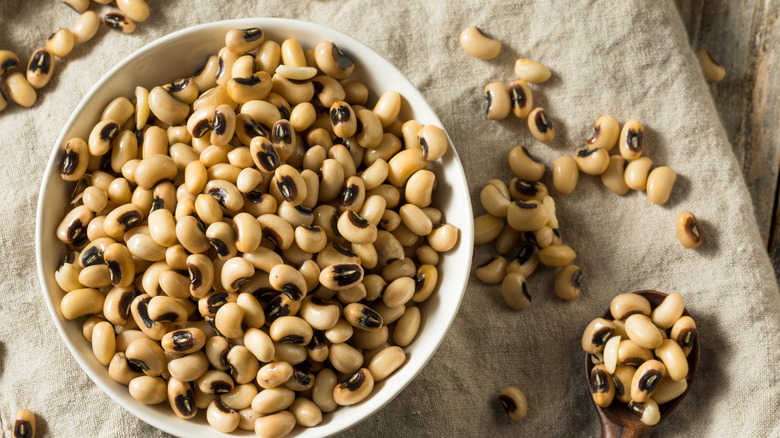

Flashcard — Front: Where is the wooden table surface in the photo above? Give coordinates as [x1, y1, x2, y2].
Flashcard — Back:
[676, 0, 780, 281]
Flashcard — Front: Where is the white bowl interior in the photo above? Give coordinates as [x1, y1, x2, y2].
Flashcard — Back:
[36, 18, 473, 437]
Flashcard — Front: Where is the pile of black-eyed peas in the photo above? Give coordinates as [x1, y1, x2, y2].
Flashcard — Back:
[1, 0, 148, 112]
[55, 26, 460, 437]
[582, 292, 696, 426]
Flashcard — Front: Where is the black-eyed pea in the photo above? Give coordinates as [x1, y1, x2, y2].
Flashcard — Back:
[655, 339, 688, 381]
[495, 225, 522, 255]
[427, 223, 459, 252]
[206, 221, 238, 260]
[393, 305, 420, 346]
[91, 321, 116, 366]
[226, 345, 260, 385]
[527, 108, 555, 143]
[339, 175, 366, 213]
[108, 351, 143, 384]
[630, 359, 666, 402]
[480, 182, 511, 217]
[670, 316, 697, 356]
[508, 178, 547, 202]
[651, 292, 685, 329]
[415, 245, 439, 266]
[417, 124, 448, 161]
[554, 265, 582, 301]
[581, 318, 616, 354]
[588, 116, 620, 151]
[697, 49, 726, 82]
[398, 204, 432, 237]
[333, 368, 374, 406]
[590, 364, 615, 408]
[269, 315, 313, 346]
[197, 369, 235, 396]
[341, 302, 382, 331]
[617, 339, 654, 366]
[60, 137, 90, 182]
[356, 108, 383, 148]
[205, 400, 239, 433]
[609, 365, 636, 403]
[254, 410, 296, 438]
[129, 375, 167, 405]
[412, 264, 438, 303]
[116, 0, 150, 22]
[314, 40, 354, 79]
[624, 157, 654, 191]
[82, 315, 105, 342]
[651, 375, 688, 404]
[625, 314, 664, 350]
[163, 77, 199, 106]
[601, 155, 630, 195]
[484, 82, 511, 120]
[167, 351, 209, 382]
[574, 147, 610, 175]
[401, 170, 435, 209]
[508, 146, 545, 181]
[619, 120, 645, 160]
[194, 385, 217, 410]
[213, 301, 245, 339]
[364, 134, 402, 169]
[125, 337, 167, 377]
[497, 387, 528, 421]
[501, 272, 531, 310]
[103, 243, 135, 287]
[147, 85, 189, 124]
[646, 166, 677, 205]
[26, 48, 55, 89]
[538, 244, 576, 267]
[329, 343, 363, 374]
[160, 327, 206, 355]
[459, 26, 501, 59]
[324, 318, 353, 344]
[475, 256, 507, 285]
[676, 211, 703, 249]
[473, 214, 504, 246]
[506, 200, 548, 232]
[61, 288, 104, 320]
[4, 72, 36, 107]
[382, 257, 415, 283]
[272, 342, 307, 364]
[509, 79, 533, 118]
[290, 397, 323, 428]
[610, 293, 651, 320]
[533, 226, 554, 248]
[366, 346, 405, 382]
[168, 378, 198, 419]
[514, 58, 551, 83]
[340, 78, 368, 105]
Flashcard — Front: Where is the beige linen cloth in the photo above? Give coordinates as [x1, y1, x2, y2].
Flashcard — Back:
[1, 0, 778, 436]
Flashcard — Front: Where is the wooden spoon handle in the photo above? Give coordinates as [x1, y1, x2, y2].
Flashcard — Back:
[600, 412, 655, 438]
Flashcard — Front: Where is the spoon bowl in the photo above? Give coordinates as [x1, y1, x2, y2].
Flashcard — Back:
[585, 290, 699, 438]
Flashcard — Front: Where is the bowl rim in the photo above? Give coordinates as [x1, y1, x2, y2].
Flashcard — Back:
[35, 17, 474, 437]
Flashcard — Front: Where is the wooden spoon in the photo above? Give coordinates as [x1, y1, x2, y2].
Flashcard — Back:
[585, 290, 700, 438]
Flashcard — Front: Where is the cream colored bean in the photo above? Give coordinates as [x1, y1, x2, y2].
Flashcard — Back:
[651, 292, 685, 329]
[610, 293, 651, 320]
[254, 410, 296, 438]
[574, 147, 609, 175]
[484, 81, 511, 120]
[313, 41, 354, 79]
[697, 49, 726, 83]
[474, 214, 504, 245]
[501, 272, 531, 310]
[373, 90, 401, 128]
[676, 211, 703, 249]
[509, 145, 545, 181]
[509, 79, 533, 118]
[601, 155, 630, 195]
[117, 0, 150, 22]
[514, 58, 551, 83]
[619, 120, 645, 160]
[527, 108, 555, 143]
[459, 26, 501, 59]
[554, 265, 582, 301]
[588, 116, 620, 151]
[13, 409, 36, 438]
[5, 72, 37, 107]
[625, 314, 664, 350]
[624, 157, 654, 191]
[581, 318, 616, 354]
[646, 166, 676, 205]
[47, 28, 75, 57]
[498, 386, 528, 420]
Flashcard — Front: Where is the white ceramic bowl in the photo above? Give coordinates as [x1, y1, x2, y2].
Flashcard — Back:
[36, 18, 473, 437]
